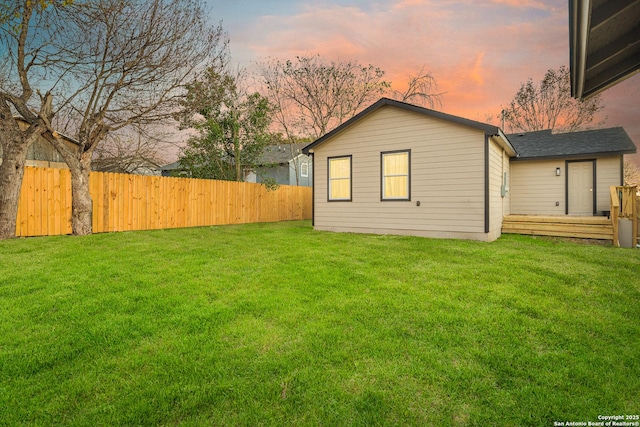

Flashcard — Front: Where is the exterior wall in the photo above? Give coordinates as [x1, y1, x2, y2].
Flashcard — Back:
[249, 155, 312, 186]
[595, 156, 622, 213]
[289, 154, 313, 187]
[510, 155, 622, 215]
[502, 150, 511, 217]
[488, 138, 510, 240]
[0, 137, 69, 169]
[312, 105, 492, 241]
[256, 164, 290, 185]
[510, 159, 566, 215]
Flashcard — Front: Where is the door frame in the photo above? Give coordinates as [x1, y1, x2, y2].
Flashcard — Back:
[565, 159, 596, 215]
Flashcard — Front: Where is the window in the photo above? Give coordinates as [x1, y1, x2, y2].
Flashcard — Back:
[381, 150, 410, 200]
[328, 156, 351, 201]
[301, 162, 309, 177]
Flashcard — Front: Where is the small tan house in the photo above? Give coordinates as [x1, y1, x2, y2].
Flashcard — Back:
[302, 98, 516, 242]
[302, 98, 637, 242]
[508, 128, 636, 216]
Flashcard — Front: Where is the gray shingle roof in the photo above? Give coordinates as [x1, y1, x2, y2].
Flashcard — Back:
[161, 161, 181, 172]
[259, 143, 308, 165]
[507, 127, 636, 160]
[160, 143, 308, 172]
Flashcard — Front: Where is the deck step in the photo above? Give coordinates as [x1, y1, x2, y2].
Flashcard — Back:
[502, 215, 613, 240]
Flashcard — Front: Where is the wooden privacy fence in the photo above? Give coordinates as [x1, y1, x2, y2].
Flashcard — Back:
[15, 166, 312, 237]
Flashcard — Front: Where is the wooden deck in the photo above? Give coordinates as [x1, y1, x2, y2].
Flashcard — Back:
[502, 215, 613, 240]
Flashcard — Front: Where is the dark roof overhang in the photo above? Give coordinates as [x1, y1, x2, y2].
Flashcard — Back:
[570, 0, 640, 99]
[510, 150, 636, 162]
[507, 127, 637, 161]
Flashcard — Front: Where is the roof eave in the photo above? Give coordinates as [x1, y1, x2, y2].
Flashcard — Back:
[13, 115, 80, 146]
[493, 129, 517, 157]
[569, 0, 640, 100]
[511, 149, 636, 162]
[569, 0, 590, 99]
[302, 97, 506, 154]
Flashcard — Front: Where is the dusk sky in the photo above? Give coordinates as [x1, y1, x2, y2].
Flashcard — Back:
[206, 0, 640, 163]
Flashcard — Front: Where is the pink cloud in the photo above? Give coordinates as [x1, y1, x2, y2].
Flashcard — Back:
[228, 0, 638, 146]
[489, 0, 557, 10]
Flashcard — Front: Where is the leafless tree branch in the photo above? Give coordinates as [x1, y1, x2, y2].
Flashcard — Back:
[502, 66, 606, 133]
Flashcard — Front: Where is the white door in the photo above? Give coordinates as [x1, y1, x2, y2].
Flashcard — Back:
[568, 161, 594, 215]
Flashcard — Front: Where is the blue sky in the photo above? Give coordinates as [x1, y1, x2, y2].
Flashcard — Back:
[204, 0, 640, 160]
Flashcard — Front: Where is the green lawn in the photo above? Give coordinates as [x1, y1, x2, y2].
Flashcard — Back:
[1, 221, 638, 426]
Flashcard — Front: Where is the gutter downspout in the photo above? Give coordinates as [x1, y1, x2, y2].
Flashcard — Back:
[310, 152, 315, 226]
[484, 135, 490, 234]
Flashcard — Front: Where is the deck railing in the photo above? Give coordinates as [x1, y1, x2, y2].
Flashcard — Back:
[610, 187, 620, 247]
[610, 186, 638, 248]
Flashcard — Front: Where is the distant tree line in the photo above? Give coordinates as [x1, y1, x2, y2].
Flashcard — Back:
[175, 54, 444, 183]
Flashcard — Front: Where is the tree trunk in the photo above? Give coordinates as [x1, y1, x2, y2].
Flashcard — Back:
[234, 125, 241, 182]
[0, 134, 30, 239]
[68, 151, 93, 235]
[235, 146, 241, 181]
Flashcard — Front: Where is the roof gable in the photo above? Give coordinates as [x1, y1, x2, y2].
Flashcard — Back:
[508, 127, 637, 160]
[14, 116, 80, 146]
[302, 98, 508, 154]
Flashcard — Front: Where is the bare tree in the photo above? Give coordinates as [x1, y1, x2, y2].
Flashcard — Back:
[256, 55, 391, 186]
[257, 55, 390, 140]
[389, 66, 444, 109]
[92, 127, 171, 175]
[624, 160, 640, 187]
[502, 66, 605, 133]
[0, 1, 69, 239]
[0, 0, 227, 237]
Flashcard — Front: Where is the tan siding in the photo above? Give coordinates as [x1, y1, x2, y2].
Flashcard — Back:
[313, 105, 488, 239]
[510, 160, 566, 215]
[488, 138, 508, 239]
[503, 150, 511, 217]
[510, 156, 622, 215]
[596, 156, 622, 213]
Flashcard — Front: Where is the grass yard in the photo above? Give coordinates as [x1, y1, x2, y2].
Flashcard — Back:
[0, 220, 638, 426]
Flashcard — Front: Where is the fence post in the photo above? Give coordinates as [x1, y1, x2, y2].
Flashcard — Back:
[610, 186, 620, 247]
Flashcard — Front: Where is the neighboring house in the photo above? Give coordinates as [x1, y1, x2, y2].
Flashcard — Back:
[508, 128, 635, 216]
[302, 98, 637, 242]
[160, 161, 183, 177]
[161, 144, 313, 186]
[246, 143, 313, 187]
[3, 118, 165, 176]
[0, 118, 78, 169]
